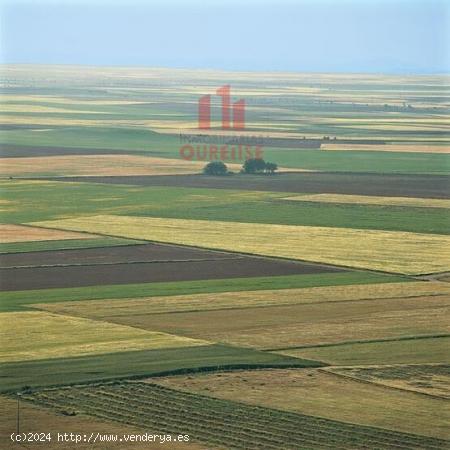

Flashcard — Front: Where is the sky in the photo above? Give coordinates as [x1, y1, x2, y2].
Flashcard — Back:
[0, 0, 448, 73]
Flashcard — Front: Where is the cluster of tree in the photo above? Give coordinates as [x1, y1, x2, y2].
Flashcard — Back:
[242, 158, 278, 174]
[203, 159, 278, 176]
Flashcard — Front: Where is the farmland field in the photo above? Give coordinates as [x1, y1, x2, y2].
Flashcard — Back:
[35, 281, 449, 317]
[31, 215, 450, 274]
[277, 336, 450, 365]
[0, 311, 208, 362]
[325, 364, 450, 398]
[0, 223, 97, 243]
[282, 193, 450, 208]
[38, 172, 450, 199]
[0, 236, 144, 254]
[0, 243, 342, 291]
[0, 345, 316, 392]
[1, 65, 449, 449]
[0, 242, 241, 267]
[19, 382, 449, 449]
[0, 154, 212, 177]
[63, 294, 449, 349]
[0, 271, 403, 313]
[0, 396, 208, 450]
[3, 179, 449, 235]
[151, 369, 450, 440]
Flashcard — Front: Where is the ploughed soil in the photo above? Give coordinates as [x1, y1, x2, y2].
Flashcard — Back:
[32, 173, 450, 199]
[0, 242, 238, 268]
[0, 243, 344, 291]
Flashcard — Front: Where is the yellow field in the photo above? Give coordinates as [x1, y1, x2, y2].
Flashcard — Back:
[0, 154, 288, 176]
[152, 368, 450, 439]
[35, 281, 450, 318]
[31, 215, 450, 274]
[282, 193, 450, 208]
[0, 155, 224, 177]
[322, 143, 450, 153]
[0, 223, 96, 243]
[0, 311, 208, 363]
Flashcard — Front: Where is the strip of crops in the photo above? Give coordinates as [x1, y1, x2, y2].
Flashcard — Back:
[20, 382, 449, 450]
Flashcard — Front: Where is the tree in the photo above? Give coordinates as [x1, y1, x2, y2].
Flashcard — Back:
[203, 161, 228, 175]
[265, 162, 278, 174]
[242, 158, 266, 174]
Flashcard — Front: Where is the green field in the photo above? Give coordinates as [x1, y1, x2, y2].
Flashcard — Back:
[2, 126, 449, 174]
[0, 345, 318, 392]
[0, 271, 404, 312]
[0, 236, 143, 254]
[36, 281, 439, 318]
[2, 180, 449, 235]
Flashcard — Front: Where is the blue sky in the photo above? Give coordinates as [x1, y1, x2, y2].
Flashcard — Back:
[0, 0, 448, 73]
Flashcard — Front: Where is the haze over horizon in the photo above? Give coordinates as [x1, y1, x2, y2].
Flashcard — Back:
[0, 0, 449, 74]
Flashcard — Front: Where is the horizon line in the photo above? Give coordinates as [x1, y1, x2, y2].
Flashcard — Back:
[1, 63, 449, 77]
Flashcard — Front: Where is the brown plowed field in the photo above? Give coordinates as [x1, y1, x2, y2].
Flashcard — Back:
[0, 244, 344, 291]
[0, 242, 236, 267]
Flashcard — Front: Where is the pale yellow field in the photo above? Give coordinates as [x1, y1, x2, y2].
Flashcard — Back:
[283, 193, 450, 208]
[35, 281, 450, 318]
[322, 143, 450, 153]
[277, 336, 450, 365]
[0, 223, 96, 243]
[339, 124, 449, 132]
[0, 104, 108, 114]
[0, 311, 208, 363]
[152, 368, 450, 439]
[0, 94, 151, 106]
[0, 155, 226, 176]
[31, 215, 450, 274]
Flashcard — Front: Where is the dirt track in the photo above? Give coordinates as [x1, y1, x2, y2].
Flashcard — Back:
[33, 173, 450, 199]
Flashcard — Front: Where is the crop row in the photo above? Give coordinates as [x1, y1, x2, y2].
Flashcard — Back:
[28, 386, 389, 449]
[21, 382, 449, 450]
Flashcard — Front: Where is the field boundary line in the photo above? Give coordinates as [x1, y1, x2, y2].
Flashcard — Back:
[1, 362, 325, 394]
[0, 256, 244, 270]
[87, 292, 450, 318]
[320, 367, 450, 401]
[263, 333, 450, 352]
